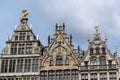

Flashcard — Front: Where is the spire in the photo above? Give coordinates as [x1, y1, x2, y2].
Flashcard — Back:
[20, 10, 29, 24]
[56, 23, 58, 31]
[48, 35, 50, 44]
[70, 34, 72, 45]
[63, 23, 65, 31]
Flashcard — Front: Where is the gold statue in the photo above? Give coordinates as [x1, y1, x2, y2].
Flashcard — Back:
[94, 25, 99, 31]
[20, 10, 29, 20]
[57, 34, 62, 42]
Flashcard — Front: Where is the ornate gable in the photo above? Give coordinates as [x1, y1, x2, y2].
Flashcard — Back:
[81, 26, 119, 67]
[40, 23, 79, 71]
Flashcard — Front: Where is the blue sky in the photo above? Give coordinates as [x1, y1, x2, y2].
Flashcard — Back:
[0, 0, 120, 56]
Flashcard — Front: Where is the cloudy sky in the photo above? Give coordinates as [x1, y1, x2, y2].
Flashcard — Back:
[0, 0, 120, 56]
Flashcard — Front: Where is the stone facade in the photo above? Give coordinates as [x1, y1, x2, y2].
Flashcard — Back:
[0, 11, 119, 80]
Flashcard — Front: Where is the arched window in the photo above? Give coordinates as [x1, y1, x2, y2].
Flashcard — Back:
[96, 47, 100, 55]
[99, 57, 106, 65]
[90, 58, 97, 65]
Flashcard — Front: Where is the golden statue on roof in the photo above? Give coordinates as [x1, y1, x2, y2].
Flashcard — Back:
[20, 10, 29, 21]
[94, 25, 99, 31]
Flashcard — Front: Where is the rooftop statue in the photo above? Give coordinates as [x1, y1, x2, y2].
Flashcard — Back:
[20, 10, 29, 21]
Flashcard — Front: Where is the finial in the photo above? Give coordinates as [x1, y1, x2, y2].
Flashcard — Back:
[94, 25, 99, 31]
[63, 23, 65, 30]
[104, 33, 107, 41]
[48, 35, 50, 44]
[87, 34, 91, 41]
[56, 23, 58, 31]
[70, 34, 72, 45]
[30, 24, 32, 29]
[115, 46, 118, 53]
[20, 10, 29, 21]
[15, 25, 17, 30]
[36, 35, 39, 40]
[7, 35, 10, 41]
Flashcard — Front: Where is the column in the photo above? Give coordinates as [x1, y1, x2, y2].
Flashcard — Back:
[88, 72, 90, 80]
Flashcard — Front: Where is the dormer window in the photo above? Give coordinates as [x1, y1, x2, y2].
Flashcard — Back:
[56, 55, 63, 66]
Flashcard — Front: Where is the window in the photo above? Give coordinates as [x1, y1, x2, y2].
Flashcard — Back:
[1, 60, 8, 73]
[56, 55, 63, 65]
[23, 77, 30, 80]
[8, 78, 14, 80]
[18, 44, 24, 54]
[40, 71, 47, 80]
[81, 74, 88, 80]
[26, 44, 32, 54]
[90, 48, 94, 54]
[11, 44, 17, 54]
[50, 58, 54, 66]
[19, 33, 26, 40]
[16, 78, 22, 80]
[102, 47, 106, 53]
[99, 57, 106, 65]
[9, 59, 16, 72]
[72, 70, 78, 80]
[95, 47, 100, 54]
[32, 59, 38, 72]
[24, 59, 31, 72]
[56, 70, 62, 80]
[27, 36, 30, 40]
[15, 36, 18, 40]
[100, 73, 107, 80]
[90, 73, 97, 80]
[64, 70, 70, 80]
[48, 71, 55, 80]
[65, 57, 69, 65]
[90, 58, 97, 65]
[109, 72, 116, 80]
[17, 58, 23, 72]
[31, 77, 37, 80]
[108, 60, 112, 65]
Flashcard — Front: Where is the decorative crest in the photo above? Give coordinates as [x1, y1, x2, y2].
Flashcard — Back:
[20, 10, 29, 21]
